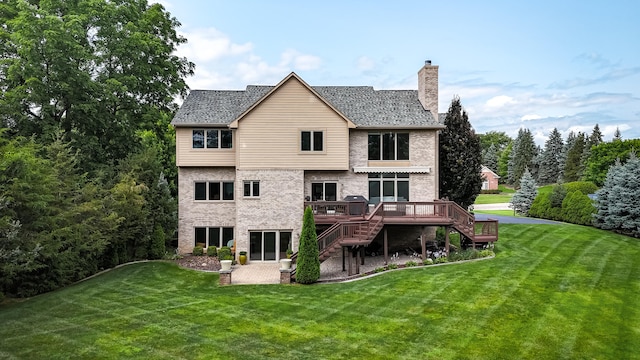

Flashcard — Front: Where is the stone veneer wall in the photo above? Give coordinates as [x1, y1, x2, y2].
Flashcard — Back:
[234, 169, 304, 258]
[177, 167, 237, 254]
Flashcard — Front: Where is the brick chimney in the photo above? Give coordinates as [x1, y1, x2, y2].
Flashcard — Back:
[418, 60, 439, 116]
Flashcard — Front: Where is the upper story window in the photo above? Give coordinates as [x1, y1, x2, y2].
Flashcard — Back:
[301, 130, 323, 152]
[195, 181, 234, 201]
[243, 181, 260, 197]
[368, 132, 409, 160]
[193, 129, 233, 149]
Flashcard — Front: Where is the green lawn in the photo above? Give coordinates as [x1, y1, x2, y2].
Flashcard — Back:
[475, 193, 513, 204]
[1, 224, 639, 359]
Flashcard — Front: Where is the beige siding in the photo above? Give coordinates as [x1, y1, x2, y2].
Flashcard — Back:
[235, 78, 350, 170]
[175, 127, 236, 167]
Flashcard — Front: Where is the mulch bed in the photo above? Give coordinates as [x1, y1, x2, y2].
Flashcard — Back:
[174, 255, 221, 272]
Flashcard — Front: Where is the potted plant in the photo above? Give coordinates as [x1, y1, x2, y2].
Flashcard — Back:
[238, 251, 247, 265]
[286, 247, 293, 259]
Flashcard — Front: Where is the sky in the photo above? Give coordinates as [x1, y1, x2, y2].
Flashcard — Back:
[158, 0, 640, 145]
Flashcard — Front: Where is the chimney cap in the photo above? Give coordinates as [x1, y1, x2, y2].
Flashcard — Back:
[425, 60, 432, 65]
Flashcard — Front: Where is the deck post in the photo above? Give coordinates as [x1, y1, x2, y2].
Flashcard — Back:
[342, 246, 346, 271]
[384, 228, 389, 264]
[355, 248, 360, 274]
[361, 247, 365, 265]
[445, 226, 450, 256]
[347, 247, 353, 276]
[420, 234, 426, 260]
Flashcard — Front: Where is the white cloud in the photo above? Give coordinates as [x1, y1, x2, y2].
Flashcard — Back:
[485, 95, 516, 109]
[521, 114, 542, 121]
[280, 49, 322, 71]
[176, 28, 253, 63]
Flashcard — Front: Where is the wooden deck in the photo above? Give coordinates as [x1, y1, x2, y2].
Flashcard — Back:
[290, 201, 499, 278]
[303, 200, 499, 260]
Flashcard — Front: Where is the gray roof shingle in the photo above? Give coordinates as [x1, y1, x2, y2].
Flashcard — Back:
[172, 83, 441, 128]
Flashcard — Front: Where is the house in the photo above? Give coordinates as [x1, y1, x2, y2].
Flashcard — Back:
[481, 165, 500, 191]
[171, 61, 497, 270]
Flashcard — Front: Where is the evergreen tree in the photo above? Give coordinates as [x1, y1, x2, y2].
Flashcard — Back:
[589, 124, 603, 146]
[563, 132, 586, 182]
[510, 168, 538, 216]
[508, 128, 537, 187]
[593, 153, 640, 238]
[613, 127, 622, 141]
[483, 143, 499, 172]
[537, 128, 564, 184]
[439, 96, 483, 208]
[296, 207, 320, 284]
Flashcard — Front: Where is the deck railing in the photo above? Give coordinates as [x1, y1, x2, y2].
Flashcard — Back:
[306, 201, 498, 239]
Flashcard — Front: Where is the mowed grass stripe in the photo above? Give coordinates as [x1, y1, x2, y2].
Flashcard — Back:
[1, 224, 640, 359]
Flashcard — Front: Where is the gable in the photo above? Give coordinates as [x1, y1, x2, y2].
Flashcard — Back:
[229, 73, 356, 129]
[233, 74, 350, 170]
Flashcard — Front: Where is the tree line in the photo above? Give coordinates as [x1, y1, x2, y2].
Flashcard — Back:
[0, 0, 193, 297]
[481, 126, 639, 238]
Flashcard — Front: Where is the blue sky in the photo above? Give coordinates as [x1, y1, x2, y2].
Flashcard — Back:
[160, 0, 640, 145]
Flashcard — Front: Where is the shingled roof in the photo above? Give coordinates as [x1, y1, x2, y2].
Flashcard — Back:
[172, 82, 442, 128]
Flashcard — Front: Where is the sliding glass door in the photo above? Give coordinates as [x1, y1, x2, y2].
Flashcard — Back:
[249, 231, 292, 261]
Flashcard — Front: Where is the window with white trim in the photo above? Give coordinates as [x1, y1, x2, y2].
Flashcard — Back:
[243, 181, 260, 197]
[194, 181, 234, 201]
[192, 129, 233, 149]
[311, 182, 337, 201]
[368, 132, 409, 160]
[368, 173, 409, 204]
[301, 131, 323, 151]
[194, 227, 234, 248]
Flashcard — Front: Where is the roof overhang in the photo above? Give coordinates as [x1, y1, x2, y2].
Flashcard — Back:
[353, 166, 431, 174]
[171, 123, 229, 128]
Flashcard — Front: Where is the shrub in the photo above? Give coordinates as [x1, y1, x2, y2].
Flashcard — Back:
[405, 260, 418, 267]
[218, 246, 232, 260]
[374, 267, 385, 273]
[561, 190, 596, 226]
[296, 207, 320, 284]
[207, 246, 217, 257]
[388, 263, 399, 270]
[434, 257, 449, 264]
[565, 181, 598, 196]
[423, 258, 434, 265]
[480, 189, 501, 194]
[478, 249, 494, 258]
[192, 246, 204, 256]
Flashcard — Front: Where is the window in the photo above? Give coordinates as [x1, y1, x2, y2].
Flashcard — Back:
[243, 181, 260, 197]
[194, 227, 234, 248]
[368, 132, 409, 160]
[368, 173, 409, 204]
[301, 131, 323, 151]
[249, 230, 292, 261]
[194, 181, 234, 201]
[311, 182, 337, 201]
[192, 129, 233, 149]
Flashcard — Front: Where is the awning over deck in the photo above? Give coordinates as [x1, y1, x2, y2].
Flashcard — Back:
[352, 166, 431, 173]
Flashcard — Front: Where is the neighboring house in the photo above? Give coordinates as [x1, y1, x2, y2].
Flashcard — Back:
[481, 165, 500, 190]
[171, 61, 497, 267]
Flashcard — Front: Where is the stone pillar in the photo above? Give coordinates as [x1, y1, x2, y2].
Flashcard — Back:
[219, 270, 232, 286]
[280, 269, 292, 284]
